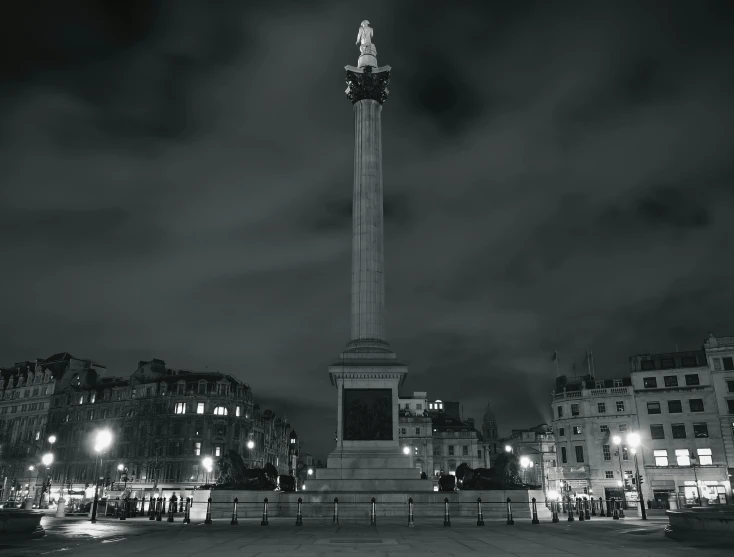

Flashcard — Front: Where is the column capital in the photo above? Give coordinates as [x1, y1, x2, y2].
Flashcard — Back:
[345, 65, 391, 105]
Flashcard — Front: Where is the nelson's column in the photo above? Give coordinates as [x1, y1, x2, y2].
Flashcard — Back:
[311, 21, 426, 492]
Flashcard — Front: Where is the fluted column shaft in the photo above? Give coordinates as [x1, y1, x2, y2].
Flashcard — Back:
[351, 99, 385, 342]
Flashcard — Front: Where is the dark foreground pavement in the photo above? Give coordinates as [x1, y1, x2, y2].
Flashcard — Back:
[0, 514, 728, 557]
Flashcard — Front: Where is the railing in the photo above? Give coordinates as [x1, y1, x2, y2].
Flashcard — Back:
[610, 387, 629, 394]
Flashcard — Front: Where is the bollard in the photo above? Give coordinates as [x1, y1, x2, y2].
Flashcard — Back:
[584, 498, 590, 520]
[231, 497, 239, 526]
[169, 495, 177, 516]
[156, 497, 163, 522]
[612, 498, 620, 520]
[578, 498, 585, 521]
[333, 497, 339, 525]
[370, 498, 377, 527]
[562, 499, 567, 514]
[295, 497, 303, 526]
[179, 496, 184, 513]
[599, 497, 605, 517]
[183, 497, 191, 524]
[261, 497, 269, 526]
[119, 498, 127, 521]
[167, 497, 175, 523]
[162, 496, 167, 515]
[531, 497, 539, 524]
[591, 497, 596, 516]
[141, 496, 146, 517]
[408, 497, 415, 528]
[552, 500, 559, 523]
[444, 497, 451, 527]
[618, 497, 625, 518]
[506, 497, 514, 525]
[205, 497, 213, 525]
[476, 497, 484, 526]
[567, 497, 574, 522]
[149, 496, 156, 520]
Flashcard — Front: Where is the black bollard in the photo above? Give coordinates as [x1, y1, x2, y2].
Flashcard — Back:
[578, 498, 585, 521]
[506, 497, 514, 525]
[119, 498, 127, 521]
[261, 497, 269, 526]
[115, 496, 120, 518]
[170, 495, 177, 516]
[204, 497, 212, 525]
[618, 497, 625, 518]
[370, 497, 376, 527]
[476, 497, 484, 526]
[599, 497, 605, 517]
[183, 497, 191, 524]
[295, 497, 303, 526]
[333, 497, 339, 525]
[162, 496, 167, 515]
[141, 495, 146, 517]
[149, 496, 156, 520]
[167, 497, 175, 523]
[567, 497, 574, 522]
[584, 498, 590, 520]
[531, 497, 539, 524]
[443, 498, 451, 527]
[230, 497, 238, 526]
[612, 498, 620, 520]
[179, 496, 184, 513]
[552, 500, 559, 523]
[591, 497, 596, 516]
[408, 497, 415, 528]
[562, 499, 567, 514]
[156, 497, 163, 522]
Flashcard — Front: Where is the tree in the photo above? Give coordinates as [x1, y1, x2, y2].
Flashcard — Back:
[492, 452, 521, 487]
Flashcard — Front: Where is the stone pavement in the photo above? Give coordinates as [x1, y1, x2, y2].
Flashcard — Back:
[1, 515, 726, 557]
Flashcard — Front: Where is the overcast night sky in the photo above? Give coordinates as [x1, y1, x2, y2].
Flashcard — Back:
[1, 1, 733, 460]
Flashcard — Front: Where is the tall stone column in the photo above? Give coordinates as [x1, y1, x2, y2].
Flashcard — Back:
[344, 51, 391, 353]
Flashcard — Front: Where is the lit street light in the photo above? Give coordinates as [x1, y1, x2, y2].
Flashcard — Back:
[307, 468, 313, 476]
[202, 457, 213, 485]
[611, 435, 626, 513]
[403, 446, 410, 455]
[504, 445, 512, 453]
[246, 439, 255, 468]
[626, 433, 647, 520]
[90, 429, 113, 523]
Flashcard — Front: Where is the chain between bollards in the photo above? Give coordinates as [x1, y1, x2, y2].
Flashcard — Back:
[506, 497, 514, 525]
[476, 497, 484, 526]
[408, 497, 414, 528]
[333, 497, 339, 525]
[443, 498, 451, 527]
[370, 498, 376, 527]
[204, 497, 212, 524]
[531, 497, 539, 524]
[183, 497, 191, 524]
[230, 497, 239, 526]
[295, 497, 303, 526]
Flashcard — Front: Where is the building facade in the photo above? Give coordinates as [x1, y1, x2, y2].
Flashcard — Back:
[550, 374, 639, 503]
[501, 424, 556, 493]
[704, 333, 734, 478]
[481, 404, 501, 466]
[630, 348, 730, 505]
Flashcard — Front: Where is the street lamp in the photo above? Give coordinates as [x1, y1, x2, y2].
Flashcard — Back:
[626, 433, 646, 520]
[505, 445, 512, 453]
[202, 457, 213, 485]
[611, 435, 627, 512]
[247, 439, 255, 468]
[403, 446, 410, 455]
[90, 429, 113, 523]
[307, 468, 313, 476]
[689, 455, 702, 506]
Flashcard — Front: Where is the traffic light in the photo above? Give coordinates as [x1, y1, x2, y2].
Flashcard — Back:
[624, 476, 631, 490]
[638, 475, 644, 486]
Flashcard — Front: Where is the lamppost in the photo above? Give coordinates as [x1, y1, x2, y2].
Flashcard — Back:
[520, 457, 531, 484]
[612, 435, 627, 510]
[202, 457, 213, 485]
[117, 464, 129, 492]
[35, 453, 54, 508]
[247, 440, 255, 468]
[689, 455, 702, 506]
[626, 433, 647, 520]
[90, 429, 113, 523]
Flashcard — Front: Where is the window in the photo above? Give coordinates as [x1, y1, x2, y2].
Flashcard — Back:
[575, 446, 584, 463]
[87, 410, 94, 420]
[693, 423, 709, 438]
[236, 406, 241, 417]
[622, 446, 629, 461]
[416, 404, 423, 410]
[616, 401, 625, 412]
[415, 428, 421, 435]
[596, 381, 605, 389]
[197, 403, 204, 414]
[668, 400, 682, 413]
[557, 406, 563, 418]
[689, 399, 704, 412]
[619, 424, 627, 432]
[462, 445, 469, 456]
[198, 382, 206, 394]
[573, 426, 582, 435]
[654, 449, 669, 466]
[641, 360, 655, 371]
[558, 427, 565, 437]
[647, 402, 661, 414]
[194, 442, 201, 456]
[174, 402, 186, 414]
[643, 377, 657, 388]
[215, 446, 221, 457]
[597, 402, 606, 413]
[602, 445, 611, 461]
[671, 424, 686, 439]
[600, 425, 609, 434]
[448, 446, 454, 456]
[723, 357, 734, 371]
[650, 425, 665, 439]
[571, 404, 579, 416]
[433, 446, 441, 456]
[477, 449, 482, 459]
[213, 406, 228, 416]
[728, 400, 734, 414]
[664, 376, 678, 387]
[675, 449, 690, 466]
[685, 374, 700, 386]
[661, 358, 675, 369]
[400, 427, 407, 435]
[605, 471, 614, 479]
[561, 447, 567, 464]
[697, 448, 712, 465]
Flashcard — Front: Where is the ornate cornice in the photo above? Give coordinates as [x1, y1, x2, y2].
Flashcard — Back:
[345, 65, 390, 105]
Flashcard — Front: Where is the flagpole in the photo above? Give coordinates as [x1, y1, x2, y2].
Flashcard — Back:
[554, 350, 560, 377]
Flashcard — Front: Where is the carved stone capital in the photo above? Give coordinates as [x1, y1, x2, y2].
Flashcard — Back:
[345, 65, 391, 105]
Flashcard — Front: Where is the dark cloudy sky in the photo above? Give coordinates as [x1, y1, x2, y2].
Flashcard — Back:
[1, 0, 733, 460]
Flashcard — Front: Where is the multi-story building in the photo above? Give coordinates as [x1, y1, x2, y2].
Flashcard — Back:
[630, 347, 730, 505]
[431, 414, 487, 477]
[550, 374, 639, 503]
[398, 392, 433, 477]
[481, 404, 501, 465]
[501, 424, 556, 493]
[0, 353, 105, 501]
[704, 333, 734, 478]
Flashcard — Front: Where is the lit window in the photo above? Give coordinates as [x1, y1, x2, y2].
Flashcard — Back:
[90, 393, 96, 404]
[79, 396, 84, 405]
[616, 401, 625, 412]
[197, 403, 204, 414]
[215, 446, 221, 457]
[175, 402, 186, 414]
[675, 449, 690, 466]
[236, 406, 241, 417]
[194, 442, 201, 456]
[697, 448, 712, 466]
[654, 449, 668, 466]
[693, 423, 709, 438]
[35, 431, 40, 441]
[213, 406, 228, 416]
[573, 426, 582, 435]
[622, 446, 629, 461]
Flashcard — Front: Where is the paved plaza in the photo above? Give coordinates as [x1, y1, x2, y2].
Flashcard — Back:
[0, 514, 728, 557]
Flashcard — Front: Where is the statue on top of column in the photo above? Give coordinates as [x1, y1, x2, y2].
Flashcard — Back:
[356, 20, 374, 50]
